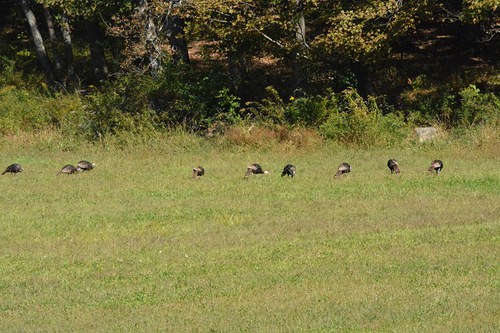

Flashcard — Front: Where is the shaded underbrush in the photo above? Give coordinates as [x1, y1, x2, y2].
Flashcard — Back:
[1, 72, 498, 149]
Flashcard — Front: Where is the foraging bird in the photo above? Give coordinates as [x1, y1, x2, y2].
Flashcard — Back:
[335, 162, 352, 177]
[77, 160, 95, 172]
[192, 166, 205, 178]
[428, 160, 444, 175]
[2, 163, 24, 175]
[245, 163, 269, 178]
[281, 164, 296, 178]
[387, 159, 400, 174]
[58, 164, 80, 175]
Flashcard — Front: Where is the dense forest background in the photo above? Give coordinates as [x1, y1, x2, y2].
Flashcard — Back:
[0, 0, 498, 145]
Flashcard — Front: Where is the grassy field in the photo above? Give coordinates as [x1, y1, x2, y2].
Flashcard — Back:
[0, 136, 499, 332]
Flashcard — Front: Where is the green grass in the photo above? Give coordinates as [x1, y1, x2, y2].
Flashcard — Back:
[0, 137, 499, 332]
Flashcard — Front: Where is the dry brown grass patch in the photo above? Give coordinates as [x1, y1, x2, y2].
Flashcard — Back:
[223, 124, 323, 148]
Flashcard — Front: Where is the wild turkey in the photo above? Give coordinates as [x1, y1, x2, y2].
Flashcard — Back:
[428, 160, 444, 174]
[335, 162, 351, 177]
[77, 160, 95, 172]
[1, 163, 24, 175]
[281, 164, 296, 178]
[57, 164, 80, 175]
[192, 166, 205, 178]
[244, 163, 269, 178]
[387, 159, 400, 174]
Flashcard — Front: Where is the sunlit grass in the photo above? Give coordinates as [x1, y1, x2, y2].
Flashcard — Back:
[0, 137, 499, 331]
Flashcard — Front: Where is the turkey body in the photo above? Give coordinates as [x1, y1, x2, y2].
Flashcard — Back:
[2, 164, 23, 175]
[387, 159, 400, 174]
[245, 163, 269, 178]
[281, 164, 296, 177]
[58, 164, 80, 175]
[192, 166, 205, 178]
[77, 160, 95, 172]
[335, 163, 351, 177]
[428, 160, 444, 174]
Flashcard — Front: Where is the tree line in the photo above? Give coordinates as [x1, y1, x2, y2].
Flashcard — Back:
[1, 1, 496, 89]
[0, 0, 498, 140]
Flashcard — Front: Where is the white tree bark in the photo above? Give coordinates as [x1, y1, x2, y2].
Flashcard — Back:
[137, 0, 162, 74]
[21, 0, 54, 86]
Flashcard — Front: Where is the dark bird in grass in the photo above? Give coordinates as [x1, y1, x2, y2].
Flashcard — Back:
[192, 166, 205, 178]
[57, 164, 80, 175]
[281, 164, 296, 178]
[387, 159, 400, 174]
[428, 160, 444, 175]
[1, 163, 24, 175]
[77, 160, 95, 172]
[335, 162, 352, 177]
[244, 163, 269, 178]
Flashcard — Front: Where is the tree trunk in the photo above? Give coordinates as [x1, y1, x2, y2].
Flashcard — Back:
[137, 0, 162, 75]
[165, 15, 190, 65]
[291, 0, 306, 90]
[60, 13, 75, 84]
[85, 19, 108, 82]
[227, 53, 248, 90]
[351, 61, 374, 97]
[21, 0, 54, 86]
[295, 0, 306, 47]
[145, 13, 161, 74]
[42, 6, 63, 83]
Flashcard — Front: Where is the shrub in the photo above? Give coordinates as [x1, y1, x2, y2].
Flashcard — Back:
[401, 75, 499, 128]
[319, 88, 410, 146]
[81, 63, 229, 139]
[250, 86, 287, 125]
[285, 94, 335, 126]
[252, 86, 336, 126]
[0, 86, 84, 135]
[247, 87, 410, 146]
[455, 84, 500, 127]
[214, 87, 243, 125]
[149, 63, 226, 130]
[82, 74, 159, 140]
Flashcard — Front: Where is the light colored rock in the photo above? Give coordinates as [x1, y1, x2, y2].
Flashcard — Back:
[415, 127, 438, 142]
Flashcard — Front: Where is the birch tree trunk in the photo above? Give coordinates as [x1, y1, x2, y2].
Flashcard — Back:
[21, 0, 54, 86]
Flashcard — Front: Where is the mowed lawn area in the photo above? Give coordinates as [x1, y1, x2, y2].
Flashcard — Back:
[1, 139, 499, 332]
